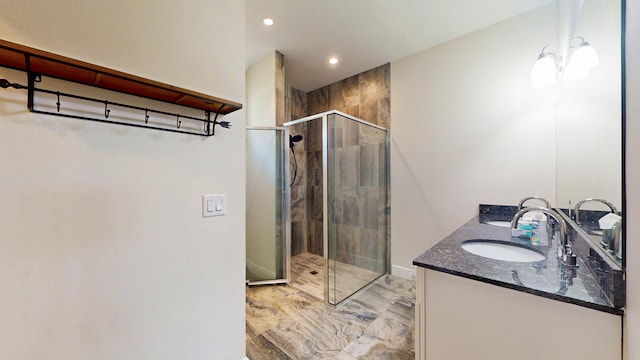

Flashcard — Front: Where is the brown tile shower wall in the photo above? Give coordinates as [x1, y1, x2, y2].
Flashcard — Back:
[285, 87, 307, 125]
[285, 64, 390, 264]
[329, 117, 388, 272]
[306, 118, 324, 256]
[288, 121, 307, 257]
[307, 64, 390, 128]
[287, 86, 308, 257]
[300, 118, 390, 266]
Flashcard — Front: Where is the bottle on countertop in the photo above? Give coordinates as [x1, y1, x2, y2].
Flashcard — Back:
[537, 213, 548, 246]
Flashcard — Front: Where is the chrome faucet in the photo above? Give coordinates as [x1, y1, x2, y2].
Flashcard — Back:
[518, 196, 551, 210]
[512, 206, 569, 263]
[573, 198, 618, 225]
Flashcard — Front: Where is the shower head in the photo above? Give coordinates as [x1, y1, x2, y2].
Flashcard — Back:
[289, 134, 303, 149]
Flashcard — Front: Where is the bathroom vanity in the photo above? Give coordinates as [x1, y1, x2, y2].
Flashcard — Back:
[413, 208, 624, 360]
[410, 0, 624, 357]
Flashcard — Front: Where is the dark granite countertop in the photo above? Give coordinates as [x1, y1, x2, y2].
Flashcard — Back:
[413, 214, 624, 316]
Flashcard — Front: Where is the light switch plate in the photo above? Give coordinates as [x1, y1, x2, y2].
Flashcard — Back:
[203, 194, 225, 217]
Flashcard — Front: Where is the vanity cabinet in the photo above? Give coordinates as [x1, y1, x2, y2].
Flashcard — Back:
[415, 267, 622, 360]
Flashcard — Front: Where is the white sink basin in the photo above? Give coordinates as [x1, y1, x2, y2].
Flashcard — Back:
[484, 220, 512, 228]
[461, 239, 545, 262]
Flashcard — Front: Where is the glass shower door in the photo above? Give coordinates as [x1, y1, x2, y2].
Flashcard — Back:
[326, 113, 389, 305]
[246, 127, 290, 285]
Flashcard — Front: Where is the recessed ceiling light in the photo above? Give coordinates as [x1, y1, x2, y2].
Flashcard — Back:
[329, 57, 338, 65]
[263, 17, 274, 26]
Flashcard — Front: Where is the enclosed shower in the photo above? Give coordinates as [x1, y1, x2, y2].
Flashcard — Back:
[246, 110, 389, 305]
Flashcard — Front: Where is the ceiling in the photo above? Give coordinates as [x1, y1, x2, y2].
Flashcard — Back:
[246, 0, 555, 92]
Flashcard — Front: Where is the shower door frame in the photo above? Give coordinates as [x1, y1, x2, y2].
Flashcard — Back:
[245, 126, 291, 286]
[284, 110, 391, 304]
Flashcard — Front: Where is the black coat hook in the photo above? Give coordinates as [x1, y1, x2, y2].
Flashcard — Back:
[104, 100, 110, 118]
[176, 114, 181, 129]
[203, 110, 210, 134]
[56, 92, 61, 112]
[145, 108, 149, 124]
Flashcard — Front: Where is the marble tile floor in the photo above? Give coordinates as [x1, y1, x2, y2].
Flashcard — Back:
[287, 252, 325, 300]
[246, 253, 415, 359]
[287, 252, 383, 303]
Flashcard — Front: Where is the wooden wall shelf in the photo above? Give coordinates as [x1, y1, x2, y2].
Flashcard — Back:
[0, 39, 242, 136]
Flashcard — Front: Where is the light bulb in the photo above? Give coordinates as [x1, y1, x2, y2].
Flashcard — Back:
[562, 42, 598, 82]
[531, 54, 557, 88]
[570, 43, 599, 70]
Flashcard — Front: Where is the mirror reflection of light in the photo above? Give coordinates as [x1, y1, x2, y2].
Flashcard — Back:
[530, 38, 599, 87]
[563, 38, 599, 82]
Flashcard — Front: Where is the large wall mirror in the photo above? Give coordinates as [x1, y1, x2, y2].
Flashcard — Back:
[555, 0, 623, 267]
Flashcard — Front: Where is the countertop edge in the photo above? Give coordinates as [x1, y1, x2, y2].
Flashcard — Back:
[413, 260, 624, 316]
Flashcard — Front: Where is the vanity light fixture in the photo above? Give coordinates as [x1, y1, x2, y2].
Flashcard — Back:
[531, 45, 558, 88]
[329, 57, 338, 65]
[263, 17, 274, 26]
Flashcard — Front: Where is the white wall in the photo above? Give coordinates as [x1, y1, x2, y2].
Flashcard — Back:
[246, 52, 277, 127]
[624, 1, 640, 358]
[0, 1, 247, 359]
[391, 5, 557, 270]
